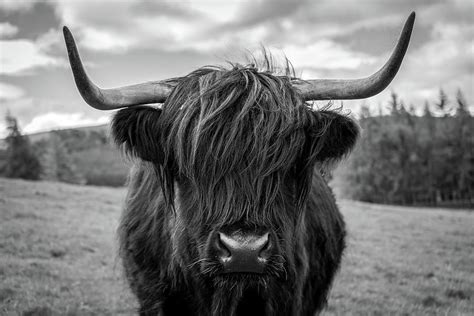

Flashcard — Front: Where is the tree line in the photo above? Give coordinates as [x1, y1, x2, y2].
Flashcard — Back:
[0, 114, 129, 186]
[337, 89, 473, 208]
[0, 114, 85, 183]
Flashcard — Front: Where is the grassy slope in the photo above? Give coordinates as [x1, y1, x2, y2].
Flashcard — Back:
[0, 179, 472, 315]
[326, 201, 473, 315]
[0, 179, 136, 315]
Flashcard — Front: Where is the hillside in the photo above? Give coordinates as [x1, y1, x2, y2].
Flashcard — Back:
[26, 124, 109, 143]
[0, 178, 472, 315]
[1, 124, 131, 187]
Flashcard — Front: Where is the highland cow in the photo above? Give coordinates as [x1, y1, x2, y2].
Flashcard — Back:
[63, 12, 414, 316]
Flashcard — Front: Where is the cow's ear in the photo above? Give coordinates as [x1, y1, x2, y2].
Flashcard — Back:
[308, 110, 360, 162]
[111, 106, 163, 163]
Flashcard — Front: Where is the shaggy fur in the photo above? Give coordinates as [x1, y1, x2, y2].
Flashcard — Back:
[112, 59, 359, 315]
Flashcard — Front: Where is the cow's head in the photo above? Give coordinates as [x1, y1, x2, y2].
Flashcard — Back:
[63, 12, 414, 312]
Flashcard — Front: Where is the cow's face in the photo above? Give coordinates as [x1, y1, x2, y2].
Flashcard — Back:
[111, 68, 359, 293]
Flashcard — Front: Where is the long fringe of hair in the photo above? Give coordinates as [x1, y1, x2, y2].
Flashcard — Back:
[156, 55, 320, 227]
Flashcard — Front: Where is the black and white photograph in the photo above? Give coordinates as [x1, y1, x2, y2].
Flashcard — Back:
[0, 0, 473, 315]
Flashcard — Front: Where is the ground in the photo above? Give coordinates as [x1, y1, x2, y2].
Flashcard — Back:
[0, 178, 472, 315]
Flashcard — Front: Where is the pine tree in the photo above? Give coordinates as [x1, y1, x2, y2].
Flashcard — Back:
[377, 103, 384, 116]
[2, 113, 42, 180]
[423, 100, 432, 117]
[389, 91, 400, 115]
[421, 100, 435, 203]
[453, 89, 472, 197]
[359, 104, 371, 119]
[436, 88, 450, 116]
[455, 88, 470, 117]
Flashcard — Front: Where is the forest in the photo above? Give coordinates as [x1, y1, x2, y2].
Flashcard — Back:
[337, 89, 473, 207]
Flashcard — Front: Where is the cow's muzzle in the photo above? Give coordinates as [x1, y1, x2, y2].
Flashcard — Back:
[211, 229, 274, 274]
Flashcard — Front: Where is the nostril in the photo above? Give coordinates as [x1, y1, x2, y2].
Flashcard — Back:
[258, 233, 272, 260]
[216, 233, 231, 260]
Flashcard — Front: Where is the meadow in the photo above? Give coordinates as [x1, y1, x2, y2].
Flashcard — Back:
[0, 178, 472, 315]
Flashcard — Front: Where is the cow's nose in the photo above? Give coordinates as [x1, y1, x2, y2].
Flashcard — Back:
[215, 231, 271, 273]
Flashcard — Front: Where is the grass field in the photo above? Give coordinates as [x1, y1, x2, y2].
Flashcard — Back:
[0, 178, 472, 315]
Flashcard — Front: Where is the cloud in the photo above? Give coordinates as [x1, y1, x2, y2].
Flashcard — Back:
[226, 0, 309, 29]
[0, 22, 18, 38]
[131, 1, 199, 18]
[0, 0, 35, 12]
[185, 1, 242, 24]
[394, 21, 474, 105]
[53, 1, 229, 53]
[30, 0, 420, 60]
[22, 112, 110, 134]
[0, 82, 25, 100]
[46, 1, 311, 53]
[283, 40, 377, 71]
[79, 28, 132, 51]
[0, 38, 65, 75]
[35, 27, 63, 52]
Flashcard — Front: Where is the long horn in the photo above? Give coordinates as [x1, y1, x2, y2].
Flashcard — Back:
[294, 12, 415, 101]
[63, 26, 171, 110]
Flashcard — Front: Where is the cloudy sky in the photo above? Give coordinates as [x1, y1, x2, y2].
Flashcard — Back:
[0, 0, 472, 135]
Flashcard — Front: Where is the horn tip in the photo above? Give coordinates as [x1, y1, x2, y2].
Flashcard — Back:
[400, 12, 415, 40]
[63, 26, 73, 43]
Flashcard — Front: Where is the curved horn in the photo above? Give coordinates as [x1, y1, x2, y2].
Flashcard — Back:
[294, 12, 415, 101]
[63, 26, 171, 110]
